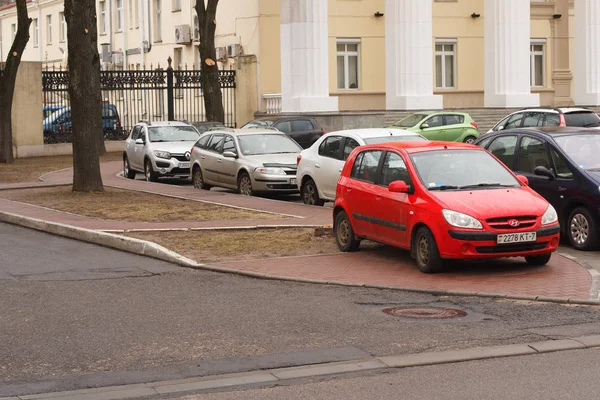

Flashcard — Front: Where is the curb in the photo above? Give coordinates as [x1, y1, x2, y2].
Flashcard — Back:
[6, 334, 600, 400]
[1, 210, 599, 306]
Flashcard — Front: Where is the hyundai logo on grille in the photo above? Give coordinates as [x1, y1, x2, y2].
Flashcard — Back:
[185, 152, 190, 160]
[508, 219, 520, 227]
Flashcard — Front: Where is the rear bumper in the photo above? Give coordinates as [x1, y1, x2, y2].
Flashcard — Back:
[440, 225, 560, 259]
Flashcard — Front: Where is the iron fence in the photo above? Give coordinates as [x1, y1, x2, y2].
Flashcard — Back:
[42, 65, 236, 144]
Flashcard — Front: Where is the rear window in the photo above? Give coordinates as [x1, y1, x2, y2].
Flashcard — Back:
[445, 115, 465, 125]
[291, 119, 313, 131]
[564, 112, 600, 128]
[102, 107, 116, 118]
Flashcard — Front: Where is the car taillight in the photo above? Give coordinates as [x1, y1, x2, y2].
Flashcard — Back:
[297, 155, 302, 165]
[321, 128, 325, 135]
[470, 122, 478, 129]
[559, 114, 566, 126]
[190, 146, 194, 154]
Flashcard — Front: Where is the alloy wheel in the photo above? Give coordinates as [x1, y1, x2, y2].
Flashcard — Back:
[570, 213, 590, 246]
[303, 182, 317, 205]
[193, 168, 203, 189]
[239, 175, 252, 196]
[124, 159, 129, 176]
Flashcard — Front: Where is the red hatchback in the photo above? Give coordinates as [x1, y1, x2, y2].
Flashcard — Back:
[333, 141, 561, 273]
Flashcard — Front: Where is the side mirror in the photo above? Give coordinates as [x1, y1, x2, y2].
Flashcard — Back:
[420, 123, 429, 129]
[516, 175, 529, 186]
[135, 138, 145, 145]
[223, 150, 237, 158]
[534, 166, 555, 180]
[389, 180, 410, 193]
[497, 125, 504, 131]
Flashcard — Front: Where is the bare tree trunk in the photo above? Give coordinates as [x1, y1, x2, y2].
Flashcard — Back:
[195, 0, 225, 123]
[0, 0, 31, 164]
[64, 0, 104, 191]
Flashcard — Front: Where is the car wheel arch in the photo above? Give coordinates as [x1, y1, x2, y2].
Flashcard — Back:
[564, 199, 592, 226]
[410, 221, 441, 258]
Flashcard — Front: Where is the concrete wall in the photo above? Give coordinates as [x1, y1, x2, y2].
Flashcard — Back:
[235, 55, 258, 127]
[12, 62, 44, 158]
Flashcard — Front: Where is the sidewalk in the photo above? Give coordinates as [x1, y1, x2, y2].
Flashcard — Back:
[0, 161, 595, 303]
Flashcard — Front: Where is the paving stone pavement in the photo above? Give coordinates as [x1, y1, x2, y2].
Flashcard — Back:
[0, 161, 594, 301]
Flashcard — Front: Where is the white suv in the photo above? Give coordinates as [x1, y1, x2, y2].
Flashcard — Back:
[296, 128, 426, 206]
[123, 121, 201, 182]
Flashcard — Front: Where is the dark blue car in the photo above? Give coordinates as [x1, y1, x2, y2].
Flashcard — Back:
[475, 127, 600, 250]
[43, 104, 123, 139]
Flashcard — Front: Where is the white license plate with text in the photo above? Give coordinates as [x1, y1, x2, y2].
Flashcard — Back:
[179, 162, 190, 169]
[497, 232, 537, 244]
[290, 178, 297, 185]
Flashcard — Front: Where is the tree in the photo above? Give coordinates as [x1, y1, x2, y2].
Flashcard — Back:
[64, 0, 104, 191]
[195, 0, 225, 123]
[0, 0, 31, 164]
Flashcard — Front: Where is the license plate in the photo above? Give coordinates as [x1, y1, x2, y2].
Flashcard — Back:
[290, 178, 297, 185]
[497, 232, 537, 244]
[179, 162, 190, 168]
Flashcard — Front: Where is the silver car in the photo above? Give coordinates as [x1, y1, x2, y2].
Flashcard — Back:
[189, 128, 302, 196]
[123, 121, 200, 182]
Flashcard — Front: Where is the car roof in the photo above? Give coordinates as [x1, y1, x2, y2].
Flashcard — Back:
[488, 126, 597, 137]
[203, 127, 289, 136]
[359, 141, 480, 154]
[250, 116, 314, 122]
[326, 128, 421, 138]
[141, 121, 192, 127]
[512, 107, 594, 114]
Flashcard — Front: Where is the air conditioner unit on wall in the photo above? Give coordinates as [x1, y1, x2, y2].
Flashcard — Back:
[112, 52, 123, 66]
[215, 47, 227, 62]
[227, 44, 242, 57]
[175, 25, 191, 44]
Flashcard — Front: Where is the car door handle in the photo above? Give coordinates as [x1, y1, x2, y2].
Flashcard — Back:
[558, 186, 567, 192]
[376, 196, 382, 200]
[346, 187, 352, 192]
[315, 163, 321, 169]
[217, 159, 223, 163]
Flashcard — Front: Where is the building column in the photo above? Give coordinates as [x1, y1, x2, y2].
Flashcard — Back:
[551, 0, 573, 106]
[484, 0, 539, 108]
[280, 0, 338, 113]
[574, 0, 600, 106]
[385, 0, 443, 110]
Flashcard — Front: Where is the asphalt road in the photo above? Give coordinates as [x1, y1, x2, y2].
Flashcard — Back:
[3, 222, 600, 398]
[181, 348, 600, 400]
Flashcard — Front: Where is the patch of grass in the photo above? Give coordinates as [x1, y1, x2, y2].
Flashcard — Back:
[0, 152, 122, 183]
[124, 228, 341, 262]
[0, 186, 285, 222]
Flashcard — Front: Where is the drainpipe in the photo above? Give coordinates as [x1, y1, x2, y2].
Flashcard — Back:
[146, 0, 152, 55]
[139, 0, 145, 68]
[108, 0, 113, 70]
[34, 0, 41, 62]
[122, 3, 127, 68]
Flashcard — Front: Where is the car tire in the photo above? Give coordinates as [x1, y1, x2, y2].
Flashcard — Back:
[302, 179, 325, 206]
[525, 254, 552, 266]
[192, 165, 211, 190]
[144, 159, 159, 182]
[238, 172, 253, 196]
[414, 227, 444, 273]
[463, 135, 477, 144]
[334, 210, 360, 252]
[568, 207, 598, 251]
[123, 156, 136, 179]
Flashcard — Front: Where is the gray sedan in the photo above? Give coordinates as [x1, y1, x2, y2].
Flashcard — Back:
[189, 128, 302, 196]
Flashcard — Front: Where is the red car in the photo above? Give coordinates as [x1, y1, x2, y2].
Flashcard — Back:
[333, 141, 560, 273]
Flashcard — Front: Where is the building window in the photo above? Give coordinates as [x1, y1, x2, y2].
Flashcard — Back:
[115, 0, 124, 31]
[99, 0, 107, 34]
[11, 23, 16, 42]
[530, 41, 545, 87]
[172, 0, 181, 11]
[32, 19, 38, 47]
[336, 39, 360, 90]
[435, 39, 456, 89]
[46, 15, 52, 44]
[59, 12, 66, 42]
[154, 0, 162, 41]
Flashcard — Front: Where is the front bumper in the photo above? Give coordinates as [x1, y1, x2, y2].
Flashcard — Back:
[151, 157, 191, 177]
[251, 172, 299, 193]
[440, 225, 560, 259]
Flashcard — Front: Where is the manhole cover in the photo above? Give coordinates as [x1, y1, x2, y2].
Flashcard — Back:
[382, 306, 467, 319]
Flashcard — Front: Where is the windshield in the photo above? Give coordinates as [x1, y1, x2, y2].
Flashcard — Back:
[564, 112, 600, 128]
[555, 134, 600, 169]
[242, 119, 276, 128]
[393, 114, 427, 128]
[148, 126, 200, 142]
[410, 149, 520, 191]
[363, 135, 427, 145]
[238, 134, 302, 156]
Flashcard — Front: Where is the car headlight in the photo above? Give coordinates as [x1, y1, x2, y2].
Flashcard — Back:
[442, 209, 483, 230]
[154, 150, 171, 159]
[541, 204, 558, 225]
[255, 167, 286, 175]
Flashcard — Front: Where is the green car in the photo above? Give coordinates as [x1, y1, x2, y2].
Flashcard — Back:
[388, 111, 480, 144]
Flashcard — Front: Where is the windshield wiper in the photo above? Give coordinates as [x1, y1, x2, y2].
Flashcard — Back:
[459, 183, 516, 190]
[428, 185, 459, 191]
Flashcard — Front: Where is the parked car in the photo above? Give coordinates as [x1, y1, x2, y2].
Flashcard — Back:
[297, 128, 427, 206]
[333, 141, 560, 273]
[241, 116, 325, 149]
[43, 105, 64, 120]
[123, 120, 200, 181]
[387, 111, 480, 143]
[192, 121, 225, 134]
[487, 107, 600, 133]
[190, 128, 302, 196]
[475, 127, 600, 250]
[43, 103, 123, 138]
